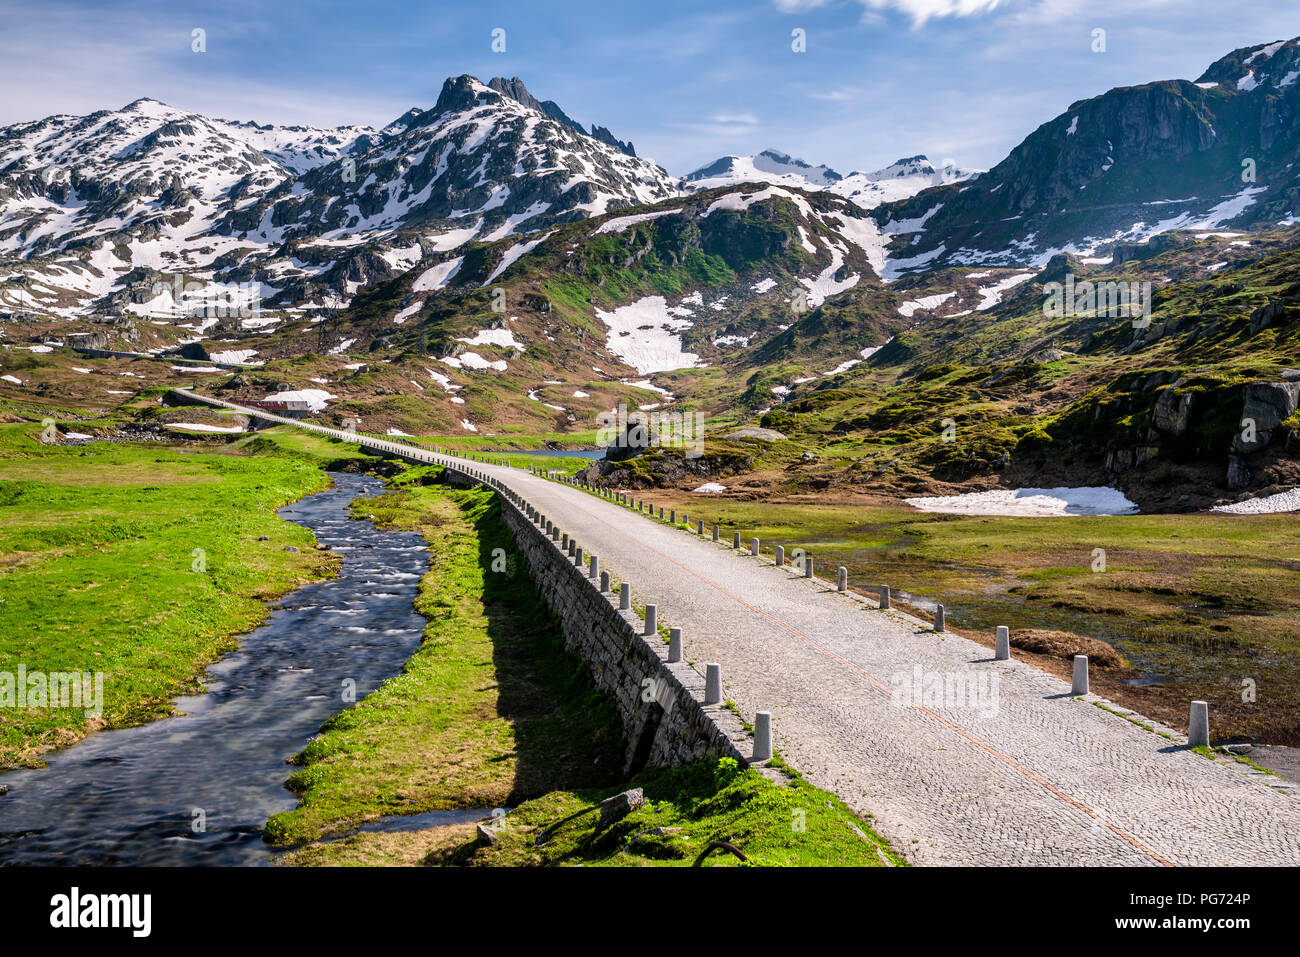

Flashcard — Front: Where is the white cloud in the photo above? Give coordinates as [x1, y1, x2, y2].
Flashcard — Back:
[809, 88, 860, 101]
[774, 0, 835, 10]
[858, 0, 1004, 26]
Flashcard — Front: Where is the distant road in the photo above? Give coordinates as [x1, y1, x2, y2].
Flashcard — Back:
[176, 389, 1300, 866]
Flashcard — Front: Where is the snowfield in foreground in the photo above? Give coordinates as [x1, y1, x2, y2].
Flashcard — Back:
[904, 486, 1139, 516]
[1212, 488, 1300, 514]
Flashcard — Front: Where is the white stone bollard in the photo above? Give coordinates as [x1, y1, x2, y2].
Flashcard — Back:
[620, 582, 631, 610]
[995, 625, 1011, 660]
[705, 663, 722, 705]
[838, 566, 848, 592]
[935, 603, 946, 632]
[751, 537, 760, 557]
[668, 627, 682, 663]
[1189, 701, 1210, 747]
[1072, 655, 1089, 695]
[643, 604, 657, 637]
[753, 711, 772, 762]
[775, 545, 784, 567]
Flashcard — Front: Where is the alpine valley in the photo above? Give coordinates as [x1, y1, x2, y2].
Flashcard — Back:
[5, 40, 1300, 513]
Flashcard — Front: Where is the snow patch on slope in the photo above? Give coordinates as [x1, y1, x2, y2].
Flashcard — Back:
[594, 296, 700, 374]
[905, 487, 1139, 516]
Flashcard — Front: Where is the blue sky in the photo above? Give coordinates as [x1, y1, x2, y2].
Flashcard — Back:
[4, 0, 1300, 175]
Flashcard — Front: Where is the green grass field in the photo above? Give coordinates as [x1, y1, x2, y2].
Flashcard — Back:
[288, 758, 903, 867]
[0, 424, 345, 767]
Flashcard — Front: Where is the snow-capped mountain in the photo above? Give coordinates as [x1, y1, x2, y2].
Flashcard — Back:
[336, 180, 899, 381]
[834, 156, 980, 209]
[205, 117, 379, 174]
[485, 76, 637, 156]
[686, 149, 843, 189]
[239, 75, 675, 251]
[0, 97, 298, 260]
[685, 149, 979, 209]
[874, 37, 1300, 273]
[0, 76, 675, 321]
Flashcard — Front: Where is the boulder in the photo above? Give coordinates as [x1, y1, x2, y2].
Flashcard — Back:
[1026, 347, 1067, 364]
[724, 427, 787, 443]
[1249, 299, 1287, 334]
[1242, 381, 1300, 431]
[1227, 454, 1252, 490]
[1105, 448, 1132, 473]
[65, 330, 110, 352]
[1032, 253, 1082, 286]
[605, 412, 659, 462]
[597, 788, 645, 830]
[1233, 380, 1300, 452]
[1153, 388, 1195, 436]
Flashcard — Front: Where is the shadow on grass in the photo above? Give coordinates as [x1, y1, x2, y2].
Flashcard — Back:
[464, 488, 626, 806]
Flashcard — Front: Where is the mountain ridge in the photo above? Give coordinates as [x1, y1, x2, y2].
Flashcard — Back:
[685, 149, 980, 210]
[0, 75, 679, 322]
[871, 36, 1300, 273]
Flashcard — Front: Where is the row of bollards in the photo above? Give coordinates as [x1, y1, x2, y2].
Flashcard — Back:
[510, 455, 1213, 760]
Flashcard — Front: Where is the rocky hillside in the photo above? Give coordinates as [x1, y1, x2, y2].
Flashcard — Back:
[0, 76, 674, 322]
[875, 37, 1300, 273]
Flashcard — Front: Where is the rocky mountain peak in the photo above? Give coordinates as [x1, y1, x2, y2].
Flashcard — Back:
[487, 75, 636, 156]
[1195, 37, 1300, 92]
[432, 74, 498, 115]
[487, 76, 544, 112]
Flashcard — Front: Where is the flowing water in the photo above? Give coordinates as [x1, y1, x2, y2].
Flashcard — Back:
[0, 472, 449, 866]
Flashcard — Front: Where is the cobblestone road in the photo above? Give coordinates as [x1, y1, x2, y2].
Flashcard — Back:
[182, 395, 1300, 866]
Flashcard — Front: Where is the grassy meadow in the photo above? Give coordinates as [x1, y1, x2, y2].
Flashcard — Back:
[0, 423, 357, 767]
